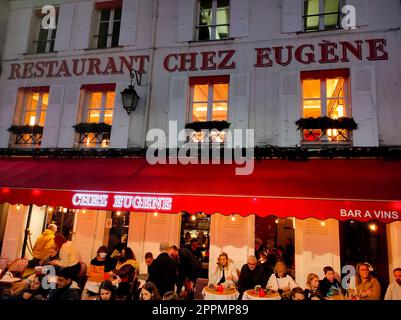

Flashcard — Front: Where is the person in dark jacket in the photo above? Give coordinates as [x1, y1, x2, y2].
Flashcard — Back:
[148, 242, 177, 296]
[48, 268, 81, 301]
[238, 256, 267, 297]
[5, 274, 49, 301]
[168, 245, 201, 300]
[319, 266, 343, 297]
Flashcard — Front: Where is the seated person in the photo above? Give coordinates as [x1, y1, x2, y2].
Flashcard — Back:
[93, 280, 116, 301]
[319, 266, 343, 297]
[48, 268, 81, 301]
[304, 273, 325, 300]
[82, 246, 112, 299]
[266, 262, 298, 298]
[39, 244, 60, 267]
[210, 253, 239, 288]
[110, 247, 139, 298]
[4, 274, 49, 301]
[238, 256, 267, 295]
[291, 287, 306, 300]
[139, 282, 161, 300]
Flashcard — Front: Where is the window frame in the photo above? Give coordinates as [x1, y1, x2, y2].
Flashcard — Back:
[188, 76, 230, 123]
[34, 11, 58, 54]
[84, 90, 115, 125]
[195, 0, 230, 41]
[22, 90, 49, 127]
[95, 7, 122, 49]
[303, 0, 343, 32]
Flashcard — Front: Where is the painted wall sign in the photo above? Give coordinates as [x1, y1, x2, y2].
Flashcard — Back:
[7, 39, 389, 80]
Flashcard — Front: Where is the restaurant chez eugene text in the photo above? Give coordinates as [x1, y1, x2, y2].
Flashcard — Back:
[7, 38, 388, 80]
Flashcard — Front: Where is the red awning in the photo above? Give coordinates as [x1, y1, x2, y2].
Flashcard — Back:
[0, 158, 400, 223]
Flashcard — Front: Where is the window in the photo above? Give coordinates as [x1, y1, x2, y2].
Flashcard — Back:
[33, 10, 58, 53]
[95, 7, 122, 49]
[23, 90, 49, 127]
[77, 85, 115, 148]
[301, 69, 351, 143]
[303, 0, 342, 32]
[9, 88, 49, 148]
[196, 0, 230, 41]
[188, 76, 229, 143]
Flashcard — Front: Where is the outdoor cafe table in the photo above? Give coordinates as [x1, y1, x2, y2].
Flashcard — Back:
[202, 287, 239, 300]
[242, 289, 281, 300]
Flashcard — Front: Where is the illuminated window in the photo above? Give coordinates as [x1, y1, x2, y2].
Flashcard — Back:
[23, 90, 49, 127]
[197, 0, 230, 41]
[304, 0, 342, 32]
[86, 91, 115, 125]
[95, 7, 121, 48]
[190, 77, 229, 122]
[301, 69, 350, 143]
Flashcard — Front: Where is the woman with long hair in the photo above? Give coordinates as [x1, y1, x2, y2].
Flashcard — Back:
[355, 263, 381, 300]
[304, 273, 324, 300]
[210, 252, 239, 287]
[266, 261, 298, 299]
[95, 280, 116, 301]
[139, 282, 161, 300]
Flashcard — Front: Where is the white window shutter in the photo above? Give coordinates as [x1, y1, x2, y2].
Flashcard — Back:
[72, 1, 93, 50]
[4, 8, 32, 58]
[0, 87, 18, 148]
[351, 67, 379, 147]
[281, 0, 303, 34]
[230, 0, 250, 38]
[176, 0, 196, 43]
[229, 74, 250, 147]
[110, 83, 130, 148]
[168, 77, 188, 147]
[58, 85, 80, 148]
[119, 0, 139, 46]
[347, 0, 369, 27]
[278, 72, 300, 147]
[41, 86, 65, 148]
[54, 3, 75, 52]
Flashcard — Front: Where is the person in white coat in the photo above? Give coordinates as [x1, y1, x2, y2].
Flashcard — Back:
[210, 253, 239, 287]
[384, 268, 401, 300]
[266, 262, 298, 295]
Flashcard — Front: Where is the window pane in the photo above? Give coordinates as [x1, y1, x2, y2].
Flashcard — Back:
[90, 92, 103, 109]
[41, 93, 48, 111]
[303, 100, 321, 118]
[192, 103, 208, 122]
[194, 85, 209, 102]
[198, 26, 211, 41]
[324, 0, 340, 28]
[199, 0, 212, 28]
[114, 8, 122, 20]
[217, 0, 229, 8]
[37, 28, 49, 53]
[304, 0, 319, 31]
[303, 79, 320, 99]
[100, 9, 111, 21]
[327, 99, 346, 119]
[97, 21, 109, 48]
[31, 93, 40, 109]
[39, 110, 47, 126]
[216, 25, 229, 39]
[212, 102, 228, 121]
[326, 78, 344, 98]
[104, 109, 114, 124]
[216, 7, 229, 25]
[88, 109, 101, 123]
[213, 84, 228, 101]
[24, 111, 36, 125]
[106, 92, 115, 108]
[111, 20, 120, 47]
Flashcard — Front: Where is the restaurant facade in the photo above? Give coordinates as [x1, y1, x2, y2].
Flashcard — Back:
[0, 0, 401, 289]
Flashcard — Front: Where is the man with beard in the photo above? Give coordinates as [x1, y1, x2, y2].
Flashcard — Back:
[168, 245, 201, 300]
[385, 268, 401, 300]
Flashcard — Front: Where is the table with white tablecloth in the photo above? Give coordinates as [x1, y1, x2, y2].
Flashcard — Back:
[242, 289, 281, 300]
[202, 287, 239, 300]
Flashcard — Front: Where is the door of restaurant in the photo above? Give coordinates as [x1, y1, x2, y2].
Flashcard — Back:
[180, 212, 210, 279]
[339, 221, 389, 297]
[46, 207, 76, 240]
[107, 211, 130, 254]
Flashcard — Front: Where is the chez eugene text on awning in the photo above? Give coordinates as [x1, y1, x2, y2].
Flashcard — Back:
[0, 158, 400, 224]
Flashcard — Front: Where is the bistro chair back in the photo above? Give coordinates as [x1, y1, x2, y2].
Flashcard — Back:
[0, 258, 8, 278]
[8, 258, 28, 279]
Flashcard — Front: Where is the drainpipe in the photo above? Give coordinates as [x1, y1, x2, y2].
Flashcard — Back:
[142, 0, 159, 148]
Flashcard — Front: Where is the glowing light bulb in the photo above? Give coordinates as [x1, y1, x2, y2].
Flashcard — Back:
[82, 209, 86, 214]
[48, 207, 53, 212]
[153, 212, 158, 217]
[231, 215, 236, 221]
[191, 215, 197, 221]
[116, 211, 121, 216]
[369, 223, 377, 232]
[321, 221, 326, 227]
[16, 204, 21, 210]
[63, 208, 68, 213]
[29, 116, 36, 126]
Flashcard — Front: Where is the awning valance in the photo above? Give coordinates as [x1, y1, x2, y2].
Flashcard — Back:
[0, 158, 400, 223]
